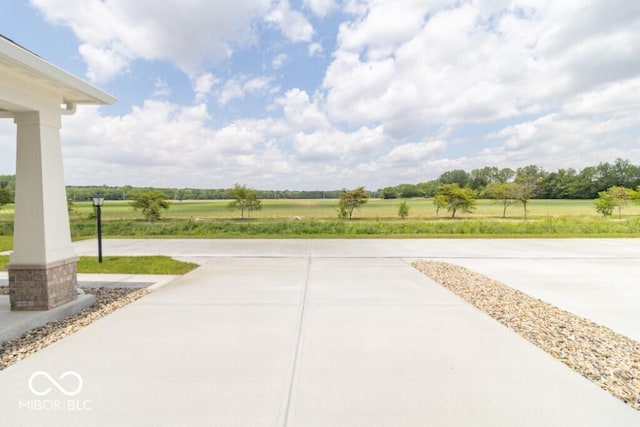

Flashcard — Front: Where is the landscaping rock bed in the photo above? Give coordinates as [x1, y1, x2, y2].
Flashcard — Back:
[413, 260, 640, 411]
[0, 287, 150, 370]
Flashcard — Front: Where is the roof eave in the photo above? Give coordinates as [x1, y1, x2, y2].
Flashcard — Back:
[0, 36, 116, 106]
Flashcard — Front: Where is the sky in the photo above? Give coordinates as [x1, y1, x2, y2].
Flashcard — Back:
[0, 0, 639, 190]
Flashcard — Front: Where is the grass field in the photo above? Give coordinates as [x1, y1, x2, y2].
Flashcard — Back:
[2, 199, 640, 242]
[76, 256, 198, 274]
[0, 255, 197, 274]
[3, 198, 635, 221]
[0, 236, 12, 252]
[57, 198, 640, 220]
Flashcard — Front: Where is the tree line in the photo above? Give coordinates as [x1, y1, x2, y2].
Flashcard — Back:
[380, 158, 640, 200]
[1, 158, 639, 204]
[65, 187, 344, 202]
[0, 175, 15, 206]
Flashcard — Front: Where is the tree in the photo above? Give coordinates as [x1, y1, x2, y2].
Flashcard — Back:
[381, 187, 400, 199]
[594, 191, 615, 217]
[469, 166, 499, 192]
[538, 168, 578, 199]
[439, 169, 469, 187]
[0, 175, 15, 200]
[0, 187, 12, 208]
[433, 194, 447, 218]
[380, 183, 424, 199]
[227, 184, 262, 220]
[398, 201, 409, 219]
[67, 197, 76, 216]
[396, 183, 423, 198]
[608, 186, 632, 219]
[612, 158, 640, 189]
[437, 183, 477, 218]
[633, 185, 640, 205]
[594, 162, 617, 193]
[484, 182, 518, 218]
[515, 165, 544, 221]
[496, 168, 516, 184]
[338, 186, 368, 220]
[130, 190, 170, 222]
[416, 180, 440, 198]
[574, 166, 600, 199]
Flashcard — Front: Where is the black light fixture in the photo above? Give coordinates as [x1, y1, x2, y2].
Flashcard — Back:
[91, 192, 104, 263]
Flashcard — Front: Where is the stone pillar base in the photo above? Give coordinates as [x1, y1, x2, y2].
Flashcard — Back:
[8, 258, 79, 311]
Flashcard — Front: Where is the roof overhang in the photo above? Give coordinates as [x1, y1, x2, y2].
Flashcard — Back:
[0, 35, 116, 115]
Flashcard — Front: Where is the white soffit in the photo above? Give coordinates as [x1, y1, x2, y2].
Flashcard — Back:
[0, 35, 116, 107]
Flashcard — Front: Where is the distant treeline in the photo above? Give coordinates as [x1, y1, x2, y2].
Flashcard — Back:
[2, 158, 640, 202]
[380, 158, 640, 200]
[0, 176, 343, 202]
[65, 187, 345, 202]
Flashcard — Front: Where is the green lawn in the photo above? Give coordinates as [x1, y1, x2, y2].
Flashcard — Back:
[2, 199, 640, 241]
[0, 255, 197, 274]
[76, 256, 198, 274]
[0, 236, 12, 252]
[64, 198, 628, 221]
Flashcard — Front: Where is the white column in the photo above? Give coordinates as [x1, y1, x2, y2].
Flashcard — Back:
[8, 108, 78, 310]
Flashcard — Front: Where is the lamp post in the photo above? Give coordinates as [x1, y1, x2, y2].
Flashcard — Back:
[91, 192, 104, 263]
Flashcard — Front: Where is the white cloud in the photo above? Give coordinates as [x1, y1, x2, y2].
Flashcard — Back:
[152, 78, 171, 98]
[244, 76, 272, 93]
[60, 103, 210, 182]
[54, 94, 387, 189]
[218, 79, 245, 106]
[292, 125, 385, 163]
[380, 141, 446, 164]
[78, 42, 130, 83]
[272, 53, 287, 69]
[485, 108, 640, 171]
[192, 73, 219, 101]
[337, 0, 432, 59]
[218, 76, 274, 105]
[276, 89, 329, 131]
[59, 102, 287, 188]
[265, 0, 314, 42]
[355, 139, 449, 185]
[563, 78, 640, 117]
[13, 0, 639, 190]
[342, 0, 368, 15]
[304, 0, 336, 17]
[308, 42, 323, 56]
[324, 0, 640, 142]
[30, 0, 273, 81]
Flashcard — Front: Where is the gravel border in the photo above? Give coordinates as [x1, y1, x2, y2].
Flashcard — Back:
[0, 287, 150, 370]
[413, 260, 640, 411]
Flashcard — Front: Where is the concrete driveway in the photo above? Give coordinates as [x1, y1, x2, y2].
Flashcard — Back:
[0, 238, 639, 426]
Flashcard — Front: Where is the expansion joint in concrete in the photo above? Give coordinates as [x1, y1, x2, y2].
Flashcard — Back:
[283, 255, 312, 427]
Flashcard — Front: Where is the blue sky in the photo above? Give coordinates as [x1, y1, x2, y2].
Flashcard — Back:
[1, 0, 639, 190]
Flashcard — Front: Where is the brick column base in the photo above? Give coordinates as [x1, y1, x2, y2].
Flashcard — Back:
[8, 258, 79, 311]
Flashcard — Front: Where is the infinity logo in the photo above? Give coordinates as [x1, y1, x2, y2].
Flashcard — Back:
[28, 371, 83, 397]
